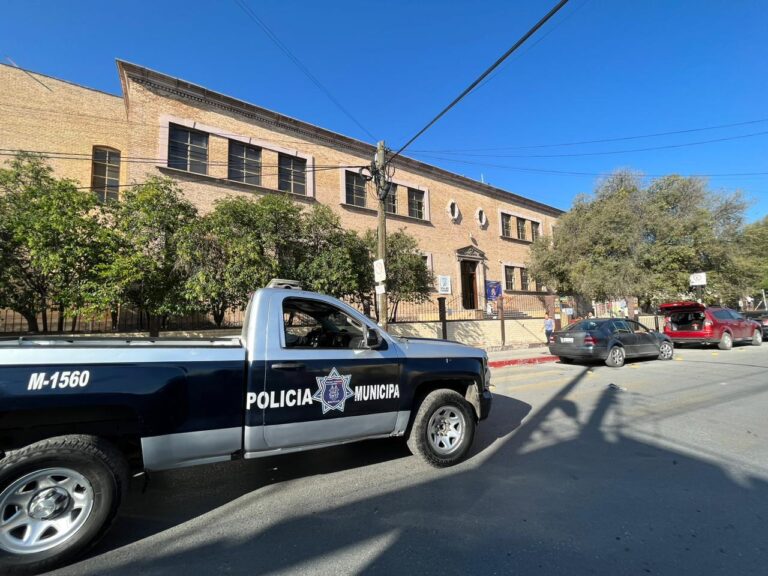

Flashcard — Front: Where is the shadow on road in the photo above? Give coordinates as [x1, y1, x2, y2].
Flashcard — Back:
[61, 369, 768, 575]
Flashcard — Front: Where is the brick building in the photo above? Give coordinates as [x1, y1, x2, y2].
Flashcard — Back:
[0, 61, 562, 316]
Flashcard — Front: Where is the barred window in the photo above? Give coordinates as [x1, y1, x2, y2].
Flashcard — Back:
[504, 266, 516, 291]
[168, 124, 208, 174]
[501, 213, 512, 238]
[531, 221, 540, 241]
[385, 183, 397, 214]
[228, 141, 262, 185]
[517, 218, 527, 240]
[278, 153, 307, 195]
[520, 268, 530, 291]
[91, 147, 120, 203]
[408, 188, 425, 219]
[345, 171, 367, 207]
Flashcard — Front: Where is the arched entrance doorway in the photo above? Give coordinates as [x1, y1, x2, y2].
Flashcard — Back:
[455, 246, 486, 310]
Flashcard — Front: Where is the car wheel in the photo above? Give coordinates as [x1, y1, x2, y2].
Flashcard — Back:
[558, 357, 574, 364]
[605, 346, 625, 368]
[407, 389, 476, 468]
[658, 341, 674, 360]
[0, 435, 128, 575]
[752, 330, 763, 346]
[718, 332, 733, 351]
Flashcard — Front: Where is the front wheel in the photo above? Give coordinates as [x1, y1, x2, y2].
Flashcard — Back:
[0, 435, 128, 575]
[752, 330, 762, 346]
[605, 346, 626, 368]
[718, 332, 733, 351]
[657, 341, 674, 360]
[407, 389, 476, 468]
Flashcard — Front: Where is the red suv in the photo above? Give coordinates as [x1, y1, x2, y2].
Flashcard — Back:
[660, 301, 763, 350]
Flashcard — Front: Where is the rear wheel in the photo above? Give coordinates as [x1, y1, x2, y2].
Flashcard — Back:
[658, 341, 674, 360]
[718, 332, 733, 350]
[407, 389, 476, 468]
[605, 346, 625, 368]
[0, 435, 128, 575]
[752, 330, 763, 346]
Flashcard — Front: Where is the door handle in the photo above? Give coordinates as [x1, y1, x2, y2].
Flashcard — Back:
[271, 362, 305, 371]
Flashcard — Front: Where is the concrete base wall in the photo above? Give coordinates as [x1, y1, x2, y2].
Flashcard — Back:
[388, 318, 547, 348]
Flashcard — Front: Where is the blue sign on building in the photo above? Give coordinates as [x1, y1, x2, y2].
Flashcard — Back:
[485, 280, 502, 301]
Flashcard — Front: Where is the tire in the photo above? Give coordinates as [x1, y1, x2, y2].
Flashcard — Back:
[718, 332, 733, 351]
[657, 341, 674, 361]
[558, 357, 574, 364]
[406, 389, 476, 468]
[752, 330, 762, 346]
[605, 346, 625, 368]
[0, 435, 128, 575]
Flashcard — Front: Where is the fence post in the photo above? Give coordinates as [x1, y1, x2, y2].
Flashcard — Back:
[654, 315, 660, 331]
[437, 297, 447, 340]
[498, 297, 506, 347]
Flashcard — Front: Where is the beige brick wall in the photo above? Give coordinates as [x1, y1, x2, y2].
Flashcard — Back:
[0, 61, 561, 311]
[0, 64, 128, 189]
[389, 318, 548, 348]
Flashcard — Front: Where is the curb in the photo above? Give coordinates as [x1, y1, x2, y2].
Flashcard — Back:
[488, 356, 559, 368]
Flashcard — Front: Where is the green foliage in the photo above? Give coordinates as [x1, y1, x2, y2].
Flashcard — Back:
[743, 216, 768, 292]
[100, 177, 198, 333]
[0, 153, 113, 331]
[364, 229, 434, 321]
[527, 170, 753, 309]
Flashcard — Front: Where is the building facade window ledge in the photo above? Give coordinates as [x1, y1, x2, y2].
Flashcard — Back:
[156, 166, 317, 202]
[499, 235, 532, 245]
[339, 202, 378, 215]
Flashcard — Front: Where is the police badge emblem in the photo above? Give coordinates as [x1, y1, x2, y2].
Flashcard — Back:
[313, 367, 353, 414]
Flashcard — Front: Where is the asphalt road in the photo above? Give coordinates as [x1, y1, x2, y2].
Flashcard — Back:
[50, 344, 768, 576]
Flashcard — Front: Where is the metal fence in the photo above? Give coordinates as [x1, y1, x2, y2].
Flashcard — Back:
[384, 292, 549, 323]
[0, 306, 245, 335]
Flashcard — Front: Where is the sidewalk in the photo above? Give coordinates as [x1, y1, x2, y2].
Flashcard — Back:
[486, 345, 558, 368]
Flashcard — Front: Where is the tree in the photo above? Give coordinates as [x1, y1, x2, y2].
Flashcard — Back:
[527, 170, 751, 310]
[0, 153, 112, 332]
[176, 196, 291, 327]
[742, 216, 768, 294]
[364, 229, 434, 322]
[101, 177, 197, 336]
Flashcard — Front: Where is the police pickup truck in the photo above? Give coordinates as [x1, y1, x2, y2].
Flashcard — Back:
[0, 282, 492, 574]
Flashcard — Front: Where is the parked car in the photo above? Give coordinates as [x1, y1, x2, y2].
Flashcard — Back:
[0, 283, 492, 574]
[548, 318, 674, 368]
[660, 301, 763, 350]
[742, 310, 768, 338]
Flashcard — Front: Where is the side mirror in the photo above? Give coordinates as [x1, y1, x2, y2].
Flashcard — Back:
[366, 328, 382, 349]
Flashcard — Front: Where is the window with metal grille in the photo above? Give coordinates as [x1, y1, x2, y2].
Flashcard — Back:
[168, 124, 208, 174]
[385, 183, 397, 214]
[408, 188, 425, 219]
[91, 147, 120, 203]
[228, 141, 262, 185]
[520, 268, 530, 291]
[531, 221, 540, 241]
[278, 153, 307, 195]
[345, 171, 367, 207]
[504, 266, 516, 291]
[517, 218, 527, 240]
[501, 213, 512, 237]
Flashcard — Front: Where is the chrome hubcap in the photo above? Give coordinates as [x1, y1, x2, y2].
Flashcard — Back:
[661, 343, 673, 359]
[0, 468, 94, 555]
[427, 405, 465, 455]
[611, 348, 624, 364]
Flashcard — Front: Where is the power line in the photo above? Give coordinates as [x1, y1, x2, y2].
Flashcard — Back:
[409, 153, 768, 179]
[408, 129, 768, 159]
[388, 0, 570, 164]
[232, 0, 376, 141]
[411, 116, 768, 153]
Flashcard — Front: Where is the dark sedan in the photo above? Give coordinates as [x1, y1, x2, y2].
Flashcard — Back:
[548, 318, 674, 368]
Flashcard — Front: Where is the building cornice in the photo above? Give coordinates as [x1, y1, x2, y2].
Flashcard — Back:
[116, 59, 564, 217]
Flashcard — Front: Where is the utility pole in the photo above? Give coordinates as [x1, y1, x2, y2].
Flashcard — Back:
[375, 140, 389, 330]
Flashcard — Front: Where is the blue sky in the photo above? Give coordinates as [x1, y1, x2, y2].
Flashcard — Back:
[2, 0, 766, 220]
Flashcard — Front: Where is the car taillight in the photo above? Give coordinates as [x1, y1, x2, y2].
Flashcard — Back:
[704, 319, 713, 328]
[584, 335, 597, 346]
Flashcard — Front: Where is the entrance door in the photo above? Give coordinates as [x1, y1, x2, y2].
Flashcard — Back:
[460, 260, 478, 309]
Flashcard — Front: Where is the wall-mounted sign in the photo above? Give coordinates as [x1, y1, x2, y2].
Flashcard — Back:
[437, 275, 452, 295]
[689, 272, 707, 287]
[485, 280, 502, 301]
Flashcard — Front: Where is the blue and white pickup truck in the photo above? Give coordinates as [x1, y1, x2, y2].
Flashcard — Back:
[0, 283, 492, 574]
